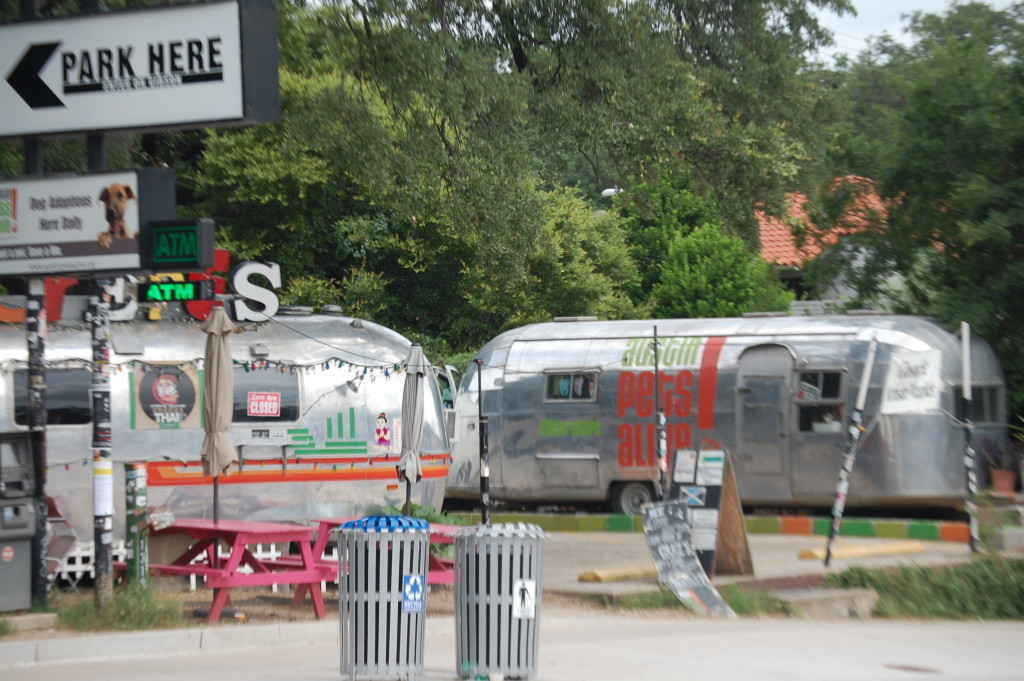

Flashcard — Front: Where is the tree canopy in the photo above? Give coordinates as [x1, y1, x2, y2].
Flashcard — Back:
[809, 1, 1024, 417]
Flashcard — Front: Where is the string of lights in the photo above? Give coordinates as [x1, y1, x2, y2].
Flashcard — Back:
[0, 356, 409, 376]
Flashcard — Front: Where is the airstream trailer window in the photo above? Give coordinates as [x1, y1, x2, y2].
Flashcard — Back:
[13, 369, 92, 426]
[797, 371, 843, 433]
[954, 386, 1002, 424]
[545, 372, 598, 401]
[232, 368, 300, 422]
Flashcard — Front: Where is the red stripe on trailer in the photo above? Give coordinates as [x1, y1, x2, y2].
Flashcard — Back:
[698, 336, 726, 431]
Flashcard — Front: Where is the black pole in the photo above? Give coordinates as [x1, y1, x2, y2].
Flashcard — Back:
[22, 0, 46, 612]
[26, 281, 47, 607]
[475, 359, 489, 525]
[653, 326, 667, 499]
[824, 338, 877, 567]
[961, 322, 981, 554]
[81, 1, 112, 598]
[89, 289, 114, 605]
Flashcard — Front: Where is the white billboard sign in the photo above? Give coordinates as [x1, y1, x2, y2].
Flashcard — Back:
[0, 169, 174, 276]
[1, 0, 276, 139]
[880, 349, 942, 415]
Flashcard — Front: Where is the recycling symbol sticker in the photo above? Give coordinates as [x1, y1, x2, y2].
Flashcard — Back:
[403, 574, 424, 613]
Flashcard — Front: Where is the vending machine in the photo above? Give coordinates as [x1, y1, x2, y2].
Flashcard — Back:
[0, 434, 35, 612]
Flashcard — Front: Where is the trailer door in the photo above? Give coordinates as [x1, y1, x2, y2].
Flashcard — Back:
[735, 345, 792, 501]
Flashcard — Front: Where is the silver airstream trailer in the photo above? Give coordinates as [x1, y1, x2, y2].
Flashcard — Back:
[0, 297, 451, 567]
[445, 315, 1006, 514]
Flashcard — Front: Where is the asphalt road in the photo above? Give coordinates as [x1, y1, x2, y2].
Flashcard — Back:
[6, 613, 1024, 681]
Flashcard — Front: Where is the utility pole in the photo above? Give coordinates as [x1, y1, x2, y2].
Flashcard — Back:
[475, 359, 490, 525]
[22, 0, 47, 612]
[653, 326, 668, 499]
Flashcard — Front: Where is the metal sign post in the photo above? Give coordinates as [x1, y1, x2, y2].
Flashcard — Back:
[89, 290, 114, 604]
[824, 337, 878, 567]
[25, 280, 47, 607]
[475, 359, 490, 525]
[652, 326, 668, 499]
[961, 322, 981, 554]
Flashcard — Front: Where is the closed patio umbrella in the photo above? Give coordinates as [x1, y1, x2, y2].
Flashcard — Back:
[200, 305, 238, 522]
[397, 343, 427, 515]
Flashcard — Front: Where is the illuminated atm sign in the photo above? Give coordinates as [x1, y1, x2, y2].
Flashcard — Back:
[140, 218, 214, 271]
[138, 279, 215, 302]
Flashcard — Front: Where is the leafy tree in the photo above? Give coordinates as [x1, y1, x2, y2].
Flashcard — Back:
[652, 223, 794, 318]
[492, 0, 854, 239]
[805, 2, 1024, 417]
[616, 173, 725, 304]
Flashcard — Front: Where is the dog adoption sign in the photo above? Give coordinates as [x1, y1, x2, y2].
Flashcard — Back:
[0, 168, 174, 276]
[0, 0, 278, 139]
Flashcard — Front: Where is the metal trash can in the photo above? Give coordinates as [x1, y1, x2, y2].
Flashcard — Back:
[334, 516, 430, 681]
[454, 523, 547, 680]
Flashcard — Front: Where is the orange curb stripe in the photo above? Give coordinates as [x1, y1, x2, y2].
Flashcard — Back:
[781, 516, 813, 535]
[939, 522, 971, 543]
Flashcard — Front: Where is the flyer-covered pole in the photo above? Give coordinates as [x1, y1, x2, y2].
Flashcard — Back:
[90, 287, 114, 605]
[26, 279, 47, 607]
[961, 322, 981, 554]
[475, 359, 490, 526]
[125, 462, 149, 587]
[824, 337, 877, 567]
[652, 326, 668, 499]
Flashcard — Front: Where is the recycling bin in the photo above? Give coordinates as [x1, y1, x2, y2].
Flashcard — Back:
[0, 498, 36, 612]
[454, 523, 547, 680]
[334, 516, 431, 681]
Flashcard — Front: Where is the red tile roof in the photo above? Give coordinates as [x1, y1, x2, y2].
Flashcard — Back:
[757, 176, 889, 268]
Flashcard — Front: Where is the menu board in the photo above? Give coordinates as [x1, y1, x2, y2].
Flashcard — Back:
[642, 500, 734, 617]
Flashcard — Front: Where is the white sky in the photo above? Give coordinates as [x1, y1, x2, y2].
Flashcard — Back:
[816, 0, 1017, 61]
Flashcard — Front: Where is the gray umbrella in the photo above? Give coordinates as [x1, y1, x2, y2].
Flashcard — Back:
[397, 343, 427, 515]
[199, 305, 238, 522]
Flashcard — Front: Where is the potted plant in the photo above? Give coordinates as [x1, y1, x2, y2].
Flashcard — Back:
[978, 436, 1019, 494]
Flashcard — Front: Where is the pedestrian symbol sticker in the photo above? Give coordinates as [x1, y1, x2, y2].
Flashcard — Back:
[403, 574, 424, 613]
[512, 579, 536, 619]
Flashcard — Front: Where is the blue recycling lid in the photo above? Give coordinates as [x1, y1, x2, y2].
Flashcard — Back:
[340, 515, 429, 532]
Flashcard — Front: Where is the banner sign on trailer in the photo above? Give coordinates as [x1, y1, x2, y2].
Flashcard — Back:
[0, 168, 175, 276]
[0, 0, 279, 139]
[880, 349, 942, 415]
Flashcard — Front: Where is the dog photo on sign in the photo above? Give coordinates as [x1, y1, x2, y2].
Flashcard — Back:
[97, 182, 137, 248]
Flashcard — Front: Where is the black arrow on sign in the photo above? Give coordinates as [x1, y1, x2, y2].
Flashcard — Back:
[6, 42, 64, 109]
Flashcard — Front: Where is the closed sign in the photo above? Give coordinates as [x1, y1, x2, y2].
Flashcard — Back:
[247, 392, 280, 417]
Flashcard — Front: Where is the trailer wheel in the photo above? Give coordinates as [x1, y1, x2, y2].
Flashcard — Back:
[612, 482, 653, 515]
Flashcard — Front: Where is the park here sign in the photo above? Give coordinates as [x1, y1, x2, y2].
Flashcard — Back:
[0, 0, 278, 139]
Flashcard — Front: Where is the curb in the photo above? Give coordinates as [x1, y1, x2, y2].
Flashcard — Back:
[447, 512, 970, 541]
[0, 620, 339, 668]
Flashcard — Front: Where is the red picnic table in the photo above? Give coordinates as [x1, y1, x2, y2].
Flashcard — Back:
[147, 518, 336, 623]
[277, 518, 463, 606]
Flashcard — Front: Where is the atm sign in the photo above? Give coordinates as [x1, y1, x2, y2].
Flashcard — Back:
[247, 392, 280, 418]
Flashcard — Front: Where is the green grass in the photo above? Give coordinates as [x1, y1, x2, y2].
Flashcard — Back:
[718, 584, 793, 616]
[591, 557, 1024, 620]
[824, 556, 1024, 620]
[55, 584, 187, 632]
[0, 617, 13, 638]
[608, 584, 790, 616]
